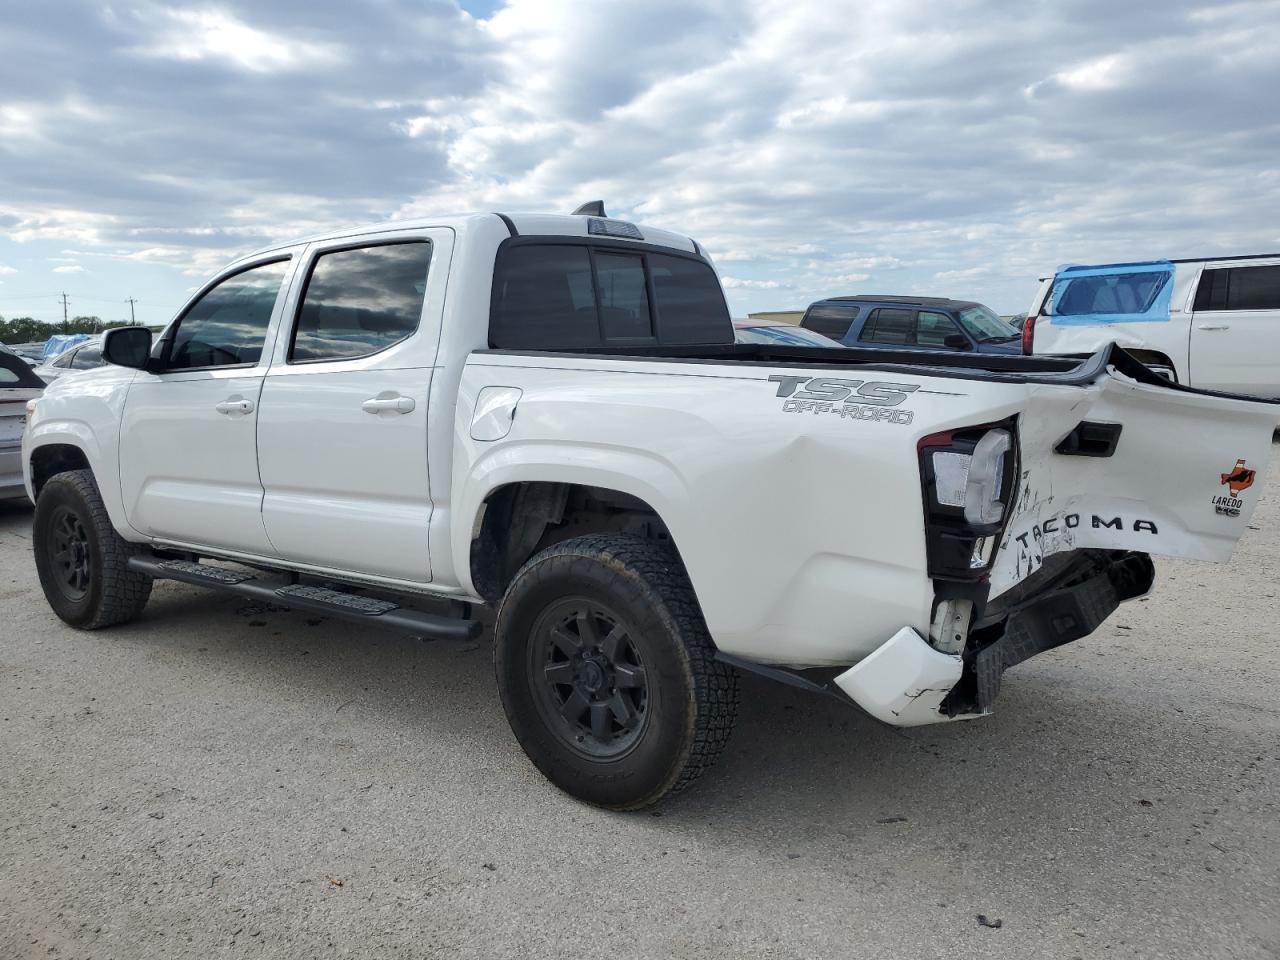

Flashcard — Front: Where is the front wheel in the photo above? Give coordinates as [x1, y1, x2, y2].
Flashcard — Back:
[33, 469, 152, 629]
[494, 534, 738, 809]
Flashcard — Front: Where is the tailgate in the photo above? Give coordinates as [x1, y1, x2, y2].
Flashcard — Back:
[989, 359, 1277, 597]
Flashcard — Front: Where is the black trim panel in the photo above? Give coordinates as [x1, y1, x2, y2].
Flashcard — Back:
[471, 342, 1280, 401]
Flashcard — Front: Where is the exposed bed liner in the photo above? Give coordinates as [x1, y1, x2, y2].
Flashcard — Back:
[476, 342, 1280, 401]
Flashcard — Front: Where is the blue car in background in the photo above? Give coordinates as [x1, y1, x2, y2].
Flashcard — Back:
[798, 295, 1023, 354]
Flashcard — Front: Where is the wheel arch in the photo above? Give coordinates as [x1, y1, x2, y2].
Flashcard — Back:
[29, 442, 92, 500]
[464, 476, 690, 604]
[26, 427, 135, 538]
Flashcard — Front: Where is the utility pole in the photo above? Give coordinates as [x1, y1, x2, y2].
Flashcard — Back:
[60, 292, 70, 331]
[127, 298, 137, 326]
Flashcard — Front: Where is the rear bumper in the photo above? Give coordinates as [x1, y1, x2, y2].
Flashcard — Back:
[835, 552, 1154, 726]
[0, 442, 27, 500]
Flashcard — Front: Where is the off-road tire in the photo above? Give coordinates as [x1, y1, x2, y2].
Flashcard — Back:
[495, 533, 738, 809]
[33, 469, 152, 629]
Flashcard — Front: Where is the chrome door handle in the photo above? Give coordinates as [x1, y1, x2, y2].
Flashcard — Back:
[214, 398, 254, 415]
[1197, 324, 1230, 331]
[362, 394, 415, 415]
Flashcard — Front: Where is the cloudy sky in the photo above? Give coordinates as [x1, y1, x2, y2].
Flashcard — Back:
[1, 0, 1278, 326]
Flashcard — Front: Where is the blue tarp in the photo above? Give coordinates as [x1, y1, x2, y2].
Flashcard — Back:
[1050, 260, 1174, 326]
[41, 333, 93, 359]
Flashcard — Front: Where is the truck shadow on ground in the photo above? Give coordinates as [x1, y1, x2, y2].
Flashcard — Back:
[92, 577, 1234, 869]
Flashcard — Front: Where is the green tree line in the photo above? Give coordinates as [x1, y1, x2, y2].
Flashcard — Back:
[0, 315, 144, 344]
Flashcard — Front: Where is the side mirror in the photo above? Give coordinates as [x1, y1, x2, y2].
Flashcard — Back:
[943, 333, 972, 351]
[101, 326, 153, 369]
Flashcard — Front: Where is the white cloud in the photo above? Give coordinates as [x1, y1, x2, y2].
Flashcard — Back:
[721, 277, 786, 289]
[132, 8, 345, 74]
[0, 265, 16, 275]
[52, 264, 84, 273]
[2, 0, 1279, 319]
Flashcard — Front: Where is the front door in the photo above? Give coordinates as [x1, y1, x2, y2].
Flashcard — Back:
[1190, 262, 1280, 396]
[119, 257, 295, 554]
[256, 231, 450, 583]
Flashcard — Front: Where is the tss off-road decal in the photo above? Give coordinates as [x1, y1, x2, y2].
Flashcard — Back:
[768, 375, 920, 425]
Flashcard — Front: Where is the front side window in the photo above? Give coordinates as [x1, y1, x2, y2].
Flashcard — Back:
[1196, 265, 1280, 312]
[71, 344, 103, 369]
[801, 303, 859, 340]
[168, 259, 289, 370]
[52, 350, 76, 369]
[859, 307, 914, 345]
[291, 242, 432, 362]
[957, 305, 1019, 343]
[916, 311, 961, 347]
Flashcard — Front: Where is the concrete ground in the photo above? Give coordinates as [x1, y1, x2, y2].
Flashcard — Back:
[1, 454, 1278, 960]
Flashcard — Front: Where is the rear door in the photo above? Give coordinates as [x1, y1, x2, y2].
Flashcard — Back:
[1189, 261, 1280, 396]
[256, 229, 452, 582]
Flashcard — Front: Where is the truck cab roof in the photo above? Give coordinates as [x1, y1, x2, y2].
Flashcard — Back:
[238, 212, 700, 265]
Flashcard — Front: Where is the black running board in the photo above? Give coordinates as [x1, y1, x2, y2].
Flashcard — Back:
[128, 556, 481, 640]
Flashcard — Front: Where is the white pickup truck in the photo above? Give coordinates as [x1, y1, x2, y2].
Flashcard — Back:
[22, 207, 1280, 808]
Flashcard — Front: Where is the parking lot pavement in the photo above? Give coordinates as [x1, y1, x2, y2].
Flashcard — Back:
[0, 457, 1277, 960]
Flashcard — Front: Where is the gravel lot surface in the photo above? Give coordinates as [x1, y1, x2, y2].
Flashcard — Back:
[2, 448, 1278, 960]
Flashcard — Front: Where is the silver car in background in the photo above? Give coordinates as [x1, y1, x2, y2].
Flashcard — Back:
[1, 346, 46, 500]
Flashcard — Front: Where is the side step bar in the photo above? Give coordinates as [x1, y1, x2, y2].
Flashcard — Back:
[128, 556, 481, 641]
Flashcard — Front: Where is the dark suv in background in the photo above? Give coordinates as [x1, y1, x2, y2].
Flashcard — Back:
[799, 295, 1023, 354]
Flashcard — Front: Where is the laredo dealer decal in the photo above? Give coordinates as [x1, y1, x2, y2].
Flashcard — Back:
[1213, 458, 1256, 518]
[767, 375, 919, 425]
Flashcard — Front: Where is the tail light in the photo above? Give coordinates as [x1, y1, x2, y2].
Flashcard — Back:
[1020, 314, 1035, 355]
[918, 421, 1019, 581]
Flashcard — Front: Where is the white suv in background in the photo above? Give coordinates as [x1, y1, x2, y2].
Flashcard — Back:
[1024, 255, 1280, 397]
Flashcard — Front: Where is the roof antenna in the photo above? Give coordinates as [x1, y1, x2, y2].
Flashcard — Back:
[571, 201, 606, 217]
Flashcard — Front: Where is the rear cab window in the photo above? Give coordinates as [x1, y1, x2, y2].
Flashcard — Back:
[489, 241, 731, 350]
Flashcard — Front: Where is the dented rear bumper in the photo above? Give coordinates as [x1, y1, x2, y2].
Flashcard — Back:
[836, 552, 1154, 726]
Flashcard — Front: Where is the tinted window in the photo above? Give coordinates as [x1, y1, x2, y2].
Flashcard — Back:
[594, 252, 652, 340]
[801, 303, 859, 340]
[1056, 271, 1168, 316]
[648, 254, 732, 345]
[71, 344, 103, 369]
[491, 245, 598, 349]
[1196, 265, 1280, 312]
[292, 242, 432, 362]
[859, 308, 914, 345]
[916, 311, 959, 347]
[491, 245, 731, 349]
[52, 350, 76, 368]
[169, 260, 288, 370]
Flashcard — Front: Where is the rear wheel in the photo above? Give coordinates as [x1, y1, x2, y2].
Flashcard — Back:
[33, 469, 152, 629]
[495, 534, 737, 809]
